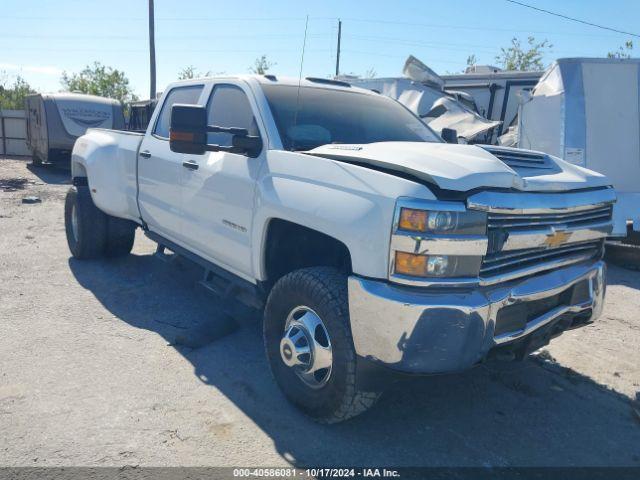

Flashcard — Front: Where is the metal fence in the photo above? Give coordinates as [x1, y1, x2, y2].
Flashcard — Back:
[0, 109, 29, 157]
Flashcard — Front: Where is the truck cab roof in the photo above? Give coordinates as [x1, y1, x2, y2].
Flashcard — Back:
[165, 74, 378, 96]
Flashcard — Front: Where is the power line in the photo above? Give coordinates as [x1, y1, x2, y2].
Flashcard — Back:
[2, 46, 333, 54]
[1, 15, 324, 22]
[339, 16, 623, 38]
[344, 34, 500, 54]
[0, 33, 331, 40]
[340, 49, 464, 66]
[2, 13, 625, 38]
[505, 0, 640, 38]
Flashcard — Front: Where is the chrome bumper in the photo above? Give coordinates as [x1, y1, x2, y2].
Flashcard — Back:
[348, 260, 606, 374]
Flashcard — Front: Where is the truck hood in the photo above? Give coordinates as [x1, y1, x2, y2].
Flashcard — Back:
[306, 142, 611, 192]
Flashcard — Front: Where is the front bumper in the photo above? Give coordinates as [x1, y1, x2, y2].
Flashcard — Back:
[348, 260, 605, 375]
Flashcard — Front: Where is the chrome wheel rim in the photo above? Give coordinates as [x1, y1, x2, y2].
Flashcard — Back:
[71, 203, 79, 241]
[280, 306, 333, 389]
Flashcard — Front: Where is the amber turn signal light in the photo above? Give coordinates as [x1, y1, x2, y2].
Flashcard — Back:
[398, 208, 428, 232]
[394, 251, 428, 276]
[169, 130, 195, 142]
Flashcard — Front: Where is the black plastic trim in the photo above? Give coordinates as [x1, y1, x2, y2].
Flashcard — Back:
[72, 177, 88, 186]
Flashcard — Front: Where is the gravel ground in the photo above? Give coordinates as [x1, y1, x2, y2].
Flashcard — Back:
[0, 157, 639, 467]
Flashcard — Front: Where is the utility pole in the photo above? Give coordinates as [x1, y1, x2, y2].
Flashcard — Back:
[335, 19, 342, 77]
[148, 0, 157, 99]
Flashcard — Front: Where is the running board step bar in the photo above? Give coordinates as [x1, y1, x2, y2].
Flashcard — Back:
[145, 231, 265, 310]
[199, 269, 233, 297]
[154, 243, 178, 263]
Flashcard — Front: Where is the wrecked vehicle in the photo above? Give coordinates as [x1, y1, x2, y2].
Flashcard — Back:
[66, 75, 614, 423]
[518, 57, 640, 237]
[442, 66, 542, 143]
[350, 56, 502, 143]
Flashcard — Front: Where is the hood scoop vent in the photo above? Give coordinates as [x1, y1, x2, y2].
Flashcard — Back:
[481, 146, 552, 170]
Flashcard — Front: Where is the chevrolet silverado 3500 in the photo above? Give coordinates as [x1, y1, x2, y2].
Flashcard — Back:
[66, 75, 614, 423]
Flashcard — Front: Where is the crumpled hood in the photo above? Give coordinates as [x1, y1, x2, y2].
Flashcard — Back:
[307, 142, 611, 192]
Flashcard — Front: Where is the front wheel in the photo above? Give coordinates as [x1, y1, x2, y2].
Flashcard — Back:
[263, 267, 380, 423]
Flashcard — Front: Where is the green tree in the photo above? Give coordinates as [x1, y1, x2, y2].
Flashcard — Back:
[608, 40, 633, 59]
[466, 54, 477, 69]
[0, 74, 35, 110]
[61, 62, 137, 104]
[495, 37, 552, 71]
[178, 65, 212, 80]
[364, 67, 377, 79]
[249, 55, 275, 75]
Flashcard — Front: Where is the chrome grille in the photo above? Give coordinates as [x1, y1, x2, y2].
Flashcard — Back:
[481, 146, 552, 170]
[487, 205, 613, 231]
[481, 240, 603, 278]
[481, 204, 612, 281]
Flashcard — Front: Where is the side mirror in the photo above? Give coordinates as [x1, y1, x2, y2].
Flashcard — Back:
[232, 134, 263, 158]
[441, 128, 458, 144]
[169, 103, 263, 157]
[169, 104, 207, 154]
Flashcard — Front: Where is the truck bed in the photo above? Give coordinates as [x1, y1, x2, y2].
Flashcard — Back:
[72, 128, 144, 222]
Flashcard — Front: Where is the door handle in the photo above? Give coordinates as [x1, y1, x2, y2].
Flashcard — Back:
[182, 160, 199, 170]
[139, 150, 151, 158]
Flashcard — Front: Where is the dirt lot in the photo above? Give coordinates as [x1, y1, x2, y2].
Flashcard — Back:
[1, 157, 639, 467]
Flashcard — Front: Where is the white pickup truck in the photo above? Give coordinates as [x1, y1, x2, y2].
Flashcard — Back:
[67, 75, 615, 423]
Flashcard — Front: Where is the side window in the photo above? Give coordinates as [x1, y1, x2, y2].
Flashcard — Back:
[206, 85, 259, 146]
[153, 85, 203, 138]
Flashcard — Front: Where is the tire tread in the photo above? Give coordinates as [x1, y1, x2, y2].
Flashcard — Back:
[64, 186, 107, 259]
[264, 267, 380, 424]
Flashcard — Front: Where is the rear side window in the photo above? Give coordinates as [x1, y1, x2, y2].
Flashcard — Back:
[153, 85, 203, 138]
[206, 84, 259, 146]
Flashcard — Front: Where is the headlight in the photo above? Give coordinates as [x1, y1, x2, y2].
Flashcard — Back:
[393, 252, 482, 278]
[398, 207, 486, 235]
[395, 252, 449, 276]
[390, 199, 488, 284]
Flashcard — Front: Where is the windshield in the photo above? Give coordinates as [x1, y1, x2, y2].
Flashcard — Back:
[262, 84, 441, 151]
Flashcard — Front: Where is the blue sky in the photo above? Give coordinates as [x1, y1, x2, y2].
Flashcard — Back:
[2, 0, 639, 98]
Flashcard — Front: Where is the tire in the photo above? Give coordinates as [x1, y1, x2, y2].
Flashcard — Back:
[263, 267, 380, 423]
[64, 186, 107, 259]
[605, 241, 640, 271]
[105, 216, 136, 257]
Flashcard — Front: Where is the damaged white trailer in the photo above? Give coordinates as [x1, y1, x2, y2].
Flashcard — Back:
[518, 58, 640, 236]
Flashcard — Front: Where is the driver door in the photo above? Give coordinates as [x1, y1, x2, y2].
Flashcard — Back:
[180, 82, 264, 281]
[137, 84, 204, 245]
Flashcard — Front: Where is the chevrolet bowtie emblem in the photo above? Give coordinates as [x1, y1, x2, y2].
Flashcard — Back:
[544, 229, 572, 248]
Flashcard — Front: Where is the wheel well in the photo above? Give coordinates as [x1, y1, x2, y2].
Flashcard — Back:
[71, 162, 87, 181]
[263, 219, 352, 287]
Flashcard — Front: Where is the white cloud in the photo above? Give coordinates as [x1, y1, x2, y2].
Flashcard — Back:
[0, 63, 63, 76]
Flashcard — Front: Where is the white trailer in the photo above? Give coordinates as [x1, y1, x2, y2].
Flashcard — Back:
[25, 93, 124, 166]
[518, 58, 640, 236]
